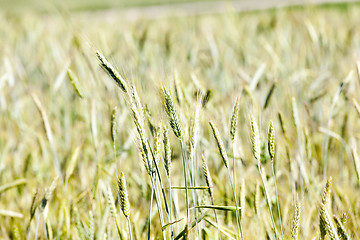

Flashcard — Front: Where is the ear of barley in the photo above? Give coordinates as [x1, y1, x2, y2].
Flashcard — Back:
[319, 203, 340, 240]
[163, 87, 182, 139]
[250, 116, 261, 163]
[320, 177, 333, 240]
[30, 190, 40, 221]
[201, 154, 214, 198]
[209, 121, 229, 168]
[268, 120, 275, 161]
[322, 176, 332, 210]
[111, 106, 119, 144]
[230, 96, 240, 141]
[139, 140, 152, 176]
[96, 50, 128, 93]
[333, 215, 350, 240]
[163, 127, 171, 177]
[41, 176, 59, 215]
[118, 172, 131, 219]
[67, 68, 85, 98]
[153, 128, 162, 164]
[291, 201, 301, 240]
[130, 103, 149, 158]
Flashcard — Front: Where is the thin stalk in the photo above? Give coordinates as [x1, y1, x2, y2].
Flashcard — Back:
[114, 144, 122, 220]
[148, 141, 170, 217]
[127, 218, 133, 240]
[258, 164, 279, 240]
[226, 169, 243, 240]
[271, 162, 283, 238]
[35, 213, 41, 240]
[210, 198, 221, 239]
[167, 177, 174, 240]
[188, 147, 200, 239]
[180, 140, 190, 227]
[152, 174, 167, 240]
[147, 184, 154, 240]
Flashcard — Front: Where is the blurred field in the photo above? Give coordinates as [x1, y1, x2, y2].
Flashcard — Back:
[0, 0, 219, 12]
[1, 1, 360, 240]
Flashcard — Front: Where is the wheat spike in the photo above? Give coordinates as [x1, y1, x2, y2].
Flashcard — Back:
[268, 120, 275, 161]
[291, 201, 301, 240]
[319, 203, 340, 240]
[153, 128, 162, 165]
[320, 177, 334, 240]
[250, 116, 261, 163]
[201, 154, 214, 198]
[118, 172, 131, 219]
[163, 127, 172, 177]
[209, 121, 229, 168]
[96, 50, 128, 93]
[230, 96, 240, 141]
[322, 176, 332, 210]
[163, 87, 182, 139]
[333, 215, 350, 240]
[67, 68, 85, 98]
[111, 106, 119, 144]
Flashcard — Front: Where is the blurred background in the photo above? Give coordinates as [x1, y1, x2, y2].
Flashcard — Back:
[0, 0, 358, 14]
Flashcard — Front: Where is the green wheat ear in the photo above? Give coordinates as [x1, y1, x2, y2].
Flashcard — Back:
[163, 87, 182, 139]
[111, 106, 119, 144]
[201, 154, 214, 199]
[163, 127, 172, 177]
[96, 50, 128, 93]
[209, 121, 229, 168]
[250, 116, 260, 164]
[268, 120, 275, 161]
[118, 172, 131, 219]
[291, 200, 301, 240]
[230, 96, 240, 141]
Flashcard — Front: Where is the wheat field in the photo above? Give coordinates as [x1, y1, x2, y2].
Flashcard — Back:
[1, 3, 360, 239]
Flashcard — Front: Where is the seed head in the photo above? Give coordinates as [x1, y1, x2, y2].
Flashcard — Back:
[118, 172, 131, 219]
[291, 201, 301, 240]
[230, 96, 240, 141]
[209, 121, 229, 168]
[163, 127, 172, 177]
[268, 120, 275, 161]
[96, 51, 128, 93]
[111, 106, 119, 144]
[201, 154, 214, 198]
[163, 87, 182, 139]
[250, 116, 260, 163]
